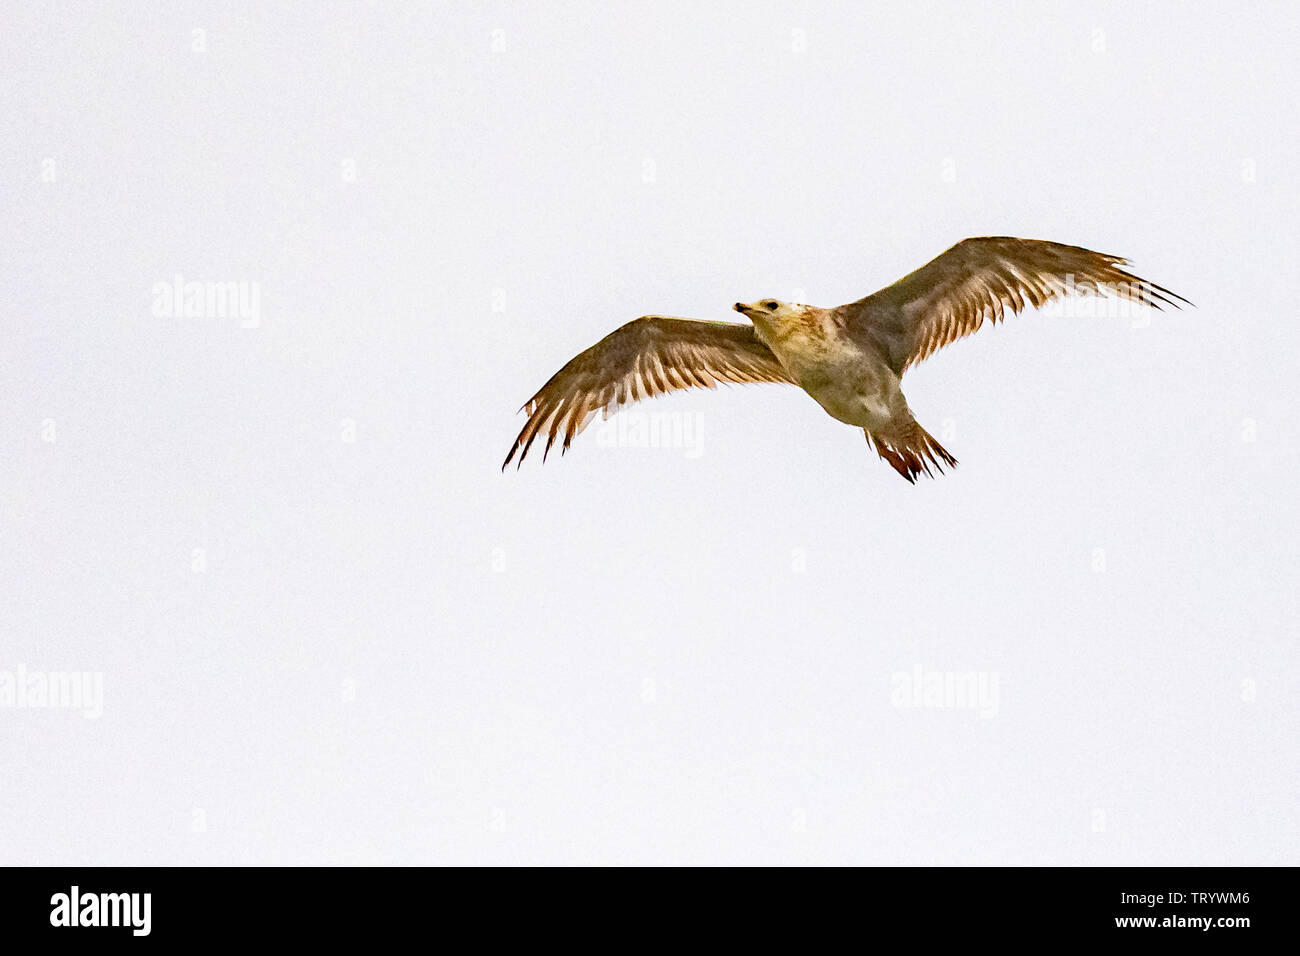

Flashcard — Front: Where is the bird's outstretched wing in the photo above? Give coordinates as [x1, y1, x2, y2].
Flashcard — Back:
[853, 237, 1192, 372]
[503, 316, 795, 468]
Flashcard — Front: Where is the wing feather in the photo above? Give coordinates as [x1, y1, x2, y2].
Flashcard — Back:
[503, 316, 795, 468]
[853, 237, 1192, 372]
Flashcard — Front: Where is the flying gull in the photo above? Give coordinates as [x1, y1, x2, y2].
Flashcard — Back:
[503, 237, 1190, 481]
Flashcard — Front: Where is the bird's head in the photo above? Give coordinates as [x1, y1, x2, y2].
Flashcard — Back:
[735, 298, 804, 326]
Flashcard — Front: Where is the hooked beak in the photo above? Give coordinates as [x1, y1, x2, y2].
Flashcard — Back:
[734, 302, 756, 317]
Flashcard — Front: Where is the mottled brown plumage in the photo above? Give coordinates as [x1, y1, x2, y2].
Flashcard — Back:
[841, 236, 1190, 373]
[504, 237, 1190, 481]
[501, 318, 794, 469]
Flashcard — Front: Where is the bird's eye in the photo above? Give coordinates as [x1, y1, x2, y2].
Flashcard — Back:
[764, 301, 779, 310]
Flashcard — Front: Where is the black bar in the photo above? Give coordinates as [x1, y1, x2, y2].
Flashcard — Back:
[0, 866, 1289, 943]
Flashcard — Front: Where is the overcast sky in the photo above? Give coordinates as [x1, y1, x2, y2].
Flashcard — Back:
[2, 1, 1297, 865]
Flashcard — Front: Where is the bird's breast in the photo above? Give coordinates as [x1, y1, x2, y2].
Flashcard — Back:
[766, 324, 862, 382]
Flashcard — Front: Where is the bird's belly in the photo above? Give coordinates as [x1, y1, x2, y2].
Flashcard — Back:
[765, 329, 897, 429]
[789, 355, 894, 429]
[802, 377, 894, 429]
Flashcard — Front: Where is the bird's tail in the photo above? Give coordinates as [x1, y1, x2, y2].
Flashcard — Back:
[866, 424, 958, 483]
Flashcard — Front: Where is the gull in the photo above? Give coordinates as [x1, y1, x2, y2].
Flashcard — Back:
[503, 237, 1190, 481]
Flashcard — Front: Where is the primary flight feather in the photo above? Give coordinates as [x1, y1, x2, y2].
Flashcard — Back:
[503, 236, 1191, 481]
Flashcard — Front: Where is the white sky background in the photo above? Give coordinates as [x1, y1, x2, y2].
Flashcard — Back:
[2, 1, 1297, 865]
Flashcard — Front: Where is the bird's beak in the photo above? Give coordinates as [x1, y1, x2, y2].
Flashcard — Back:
[734, 302, 754, 317]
